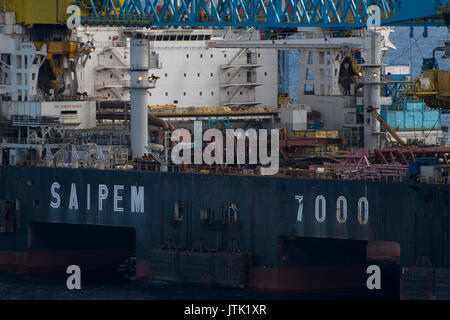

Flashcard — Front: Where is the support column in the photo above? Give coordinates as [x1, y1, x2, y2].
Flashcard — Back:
[130, 33, 153, 159]
[363, 31, 382, 151]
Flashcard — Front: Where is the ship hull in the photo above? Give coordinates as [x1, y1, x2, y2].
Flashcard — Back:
[0, 166, 449, 297]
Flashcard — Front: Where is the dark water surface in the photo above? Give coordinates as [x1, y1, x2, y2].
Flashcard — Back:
[0, 271, 387, 300]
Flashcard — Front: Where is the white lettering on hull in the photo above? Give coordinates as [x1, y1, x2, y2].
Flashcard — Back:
[69, 183, 79, 210]
[49, 182, 145, 214]
[98, 184, 108, 211]
[50, 182, 61, 209]
[114, 185, 124, 212]
[295, 195, 369, 225]
[131, 186, 144, 213]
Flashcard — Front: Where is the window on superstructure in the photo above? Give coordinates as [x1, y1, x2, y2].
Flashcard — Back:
[319, 52, 325, 65]
[183, 92, 186, 96]
[264, 72, 267, 76]
[319, 69, 325, 81]
[24, 56, 28, 69]
[205, 35, 211, 40]
[304, 84, 315, 95]
[224, 54, 227, 58]
[211, 92, 214, 96]
[198, 35, 204, 41]
[156, 35, 162, 41]
[327, 52, 332, 65]
[149, 35, 156, 41]
[184, 73, 187, 77]
[200, 92, 202, 96]
[165, 73, 167, 77]
[186, 54, 189, 59]
[307, 52, 313, 64]
[210, 73, 213, 77]
[197, 73, 200, 77]
[162, 35, 169, 41]
[306, 68, 314, 80]
[169, 35, 176, 41]
[61, 110, 77, 115]
[183, 35, 190, 41]
[191, 35, 197, 41]
[110, 55, 113, 60]
[32, 73, 35, 81]
[176, 35, 183, 40]
[165, 92, 168, 96]
[210, 54, 213, 58]
[200, 54, 203, 58]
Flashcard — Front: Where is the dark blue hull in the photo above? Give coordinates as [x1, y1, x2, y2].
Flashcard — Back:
[0, 166, 449, 297]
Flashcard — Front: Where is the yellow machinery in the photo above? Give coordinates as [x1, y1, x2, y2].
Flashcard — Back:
[406, 70, 450, 109]
[338, 52, 362, 96]
[0, 0, 77, 26]
[0, 0, 128, 26]
[277, 93, 292, 106]
[148, 105, 279, 117]
[33, 41, 79, 92]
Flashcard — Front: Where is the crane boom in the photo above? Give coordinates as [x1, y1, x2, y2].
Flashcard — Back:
[73, 0, 450, 28]
[3, 1, 448, 29]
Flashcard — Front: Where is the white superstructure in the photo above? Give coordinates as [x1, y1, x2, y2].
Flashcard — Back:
[295, 28, 442, 147]
[75, 27, 278, 109]
[0, 11, 96, 130]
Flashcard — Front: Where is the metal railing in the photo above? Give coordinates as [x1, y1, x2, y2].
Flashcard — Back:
[3, 158, 447, 184]
[123, 80, 156, 89]
[10, 115, 60, 125]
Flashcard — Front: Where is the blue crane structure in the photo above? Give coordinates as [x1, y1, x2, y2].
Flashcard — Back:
[74, 0, 450, 28]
